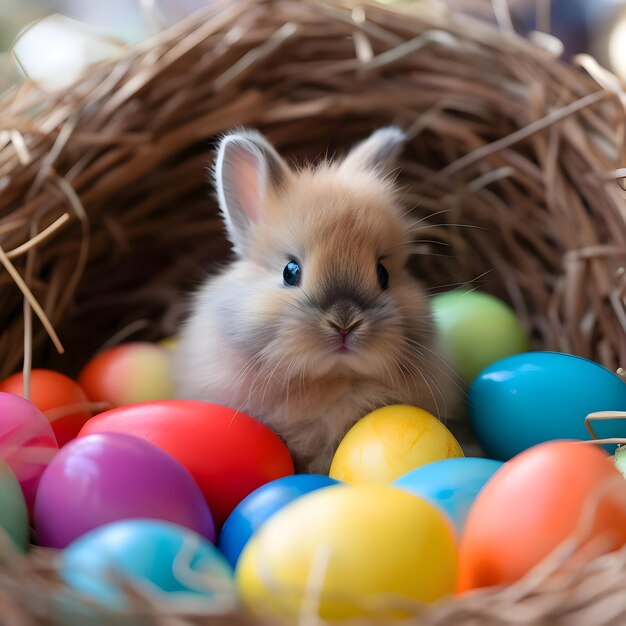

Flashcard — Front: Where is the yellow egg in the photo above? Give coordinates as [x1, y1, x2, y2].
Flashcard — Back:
[329, 405, 464, 484]
[236, 484, 457, 620]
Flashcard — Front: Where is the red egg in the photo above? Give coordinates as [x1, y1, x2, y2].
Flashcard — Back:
[0, 370, 91, 447]
[457, 441, 626, 592]
[79, 400, 294, 527]
[78, 343, 174, 409]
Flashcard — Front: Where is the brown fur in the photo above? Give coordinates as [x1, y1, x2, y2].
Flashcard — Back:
[174, 128, 459, 472]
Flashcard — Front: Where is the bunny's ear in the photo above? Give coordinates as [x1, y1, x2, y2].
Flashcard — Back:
[340, 126, 407, 174]
[214, 130, 288, 256]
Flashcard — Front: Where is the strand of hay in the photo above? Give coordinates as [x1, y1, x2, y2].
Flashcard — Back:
[0, 0, 625, 623]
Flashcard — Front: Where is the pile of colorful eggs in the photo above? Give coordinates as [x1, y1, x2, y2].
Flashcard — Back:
[0, 289, 625, 622]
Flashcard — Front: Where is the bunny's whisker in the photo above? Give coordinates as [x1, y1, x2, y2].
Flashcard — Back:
[402, 338, 466, 395]
[405, 222, 487, 234]
[422, 271, 492, 293]
[403, 208, 450, 224]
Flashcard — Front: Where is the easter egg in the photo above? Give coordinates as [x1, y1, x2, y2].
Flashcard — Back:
[0, 370, 90, 446]
[329, 405, 464, 484]
[61, 519, 236, 611]
[432, 290, 528, 383]
[78, 343, 174, 408]
[393, 457, 503, 534]
[237, 484, 457, 620]
[0, 392, 58, 512]
[0, 461, 29, 551]
[34, 432, 215, 548]
[79, 400, 294, 527]
[469, 352, 626, 461]
[457, 441, 626, 591]
[219, 474, 339, 569]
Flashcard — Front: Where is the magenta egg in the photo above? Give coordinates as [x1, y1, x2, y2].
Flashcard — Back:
[0, 392, 58, 513]
[34, 432, 215, 548]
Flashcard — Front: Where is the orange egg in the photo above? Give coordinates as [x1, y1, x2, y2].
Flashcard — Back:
[78, 343, 174, 409]
[457, 441, 626, 592]
[0, 370, 91, 447]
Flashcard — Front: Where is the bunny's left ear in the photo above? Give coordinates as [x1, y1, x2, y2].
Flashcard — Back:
[214, 129, 289, 257]
[340, 126, 407, 174]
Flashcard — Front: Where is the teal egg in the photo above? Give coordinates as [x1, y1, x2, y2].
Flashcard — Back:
[392, 457, 503, 534]
[470, 352, 626, 460]
[60, 519, 236, 612]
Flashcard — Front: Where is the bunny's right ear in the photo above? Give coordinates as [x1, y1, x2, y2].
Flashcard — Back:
[214, 130, 289, 257]
[340, 126, 407, 175]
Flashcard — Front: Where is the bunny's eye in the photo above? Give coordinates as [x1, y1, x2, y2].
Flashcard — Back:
[377, 263, 389, 290]
[283, 260, 301, 287]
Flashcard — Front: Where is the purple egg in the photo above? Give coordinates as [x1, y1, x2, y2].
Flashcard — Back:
[34, 432, 215, 548]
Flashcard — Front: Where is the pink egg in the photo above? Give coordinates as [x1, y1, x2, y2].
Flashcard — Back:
[0, 392, 59, 512]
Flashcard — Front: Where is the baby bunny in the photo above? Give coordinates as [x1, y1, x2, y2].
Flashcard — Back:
[173, 127, 458, 473]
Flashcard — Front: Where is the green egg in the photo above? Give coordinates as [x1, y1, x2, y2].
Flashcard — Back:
[432, 290, 528, 383]
[0, 460, 29, 551]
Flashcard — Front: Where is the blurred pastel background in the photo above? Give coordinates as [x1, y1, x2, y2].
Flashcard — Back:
[1, 0, 208, 45]
[3, 0, 626, 86]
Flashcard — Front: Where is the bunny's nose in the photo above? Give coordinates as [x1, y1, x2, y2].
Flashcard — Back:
[328, 319, 362, 335]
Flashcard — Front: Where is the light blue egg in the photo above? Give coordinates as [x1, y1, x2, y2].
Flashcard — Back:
[470, 351, 626, 461]
[392, 457, 503, 534]
[60, 519, 236, 612]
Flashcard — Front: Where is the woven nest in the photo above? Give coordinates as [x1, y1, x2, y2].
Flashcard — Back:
[1, 0, 626, 623]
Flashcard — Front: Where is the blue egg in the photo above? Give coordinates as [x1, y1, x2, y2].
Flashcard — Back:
[219, 474, 339, 568]
[470, 351, 626, 461]
[60, 519, 236, 611]
[392, 457, 503, 534]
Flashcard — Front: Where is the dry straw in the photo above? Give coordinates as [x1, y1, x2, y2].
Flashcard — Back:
[0, 0, 625, 623]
